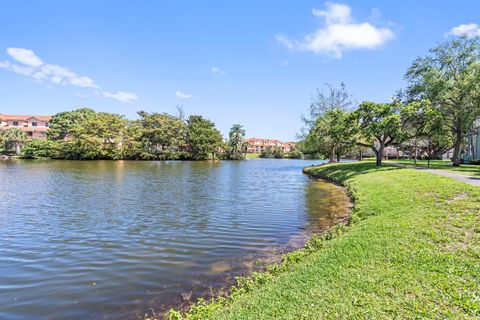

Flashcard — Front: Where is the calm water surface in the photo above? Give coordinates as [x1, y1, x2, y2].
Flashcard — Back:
[0, 159, 348, 319]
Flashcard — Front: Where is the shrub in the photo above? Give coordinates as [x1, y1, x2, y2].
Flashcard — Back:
[21, 139, 57, 159]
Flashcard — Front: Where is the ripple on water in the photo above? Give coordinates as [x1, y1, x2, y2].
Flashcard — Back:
[0, 159, 351, 319]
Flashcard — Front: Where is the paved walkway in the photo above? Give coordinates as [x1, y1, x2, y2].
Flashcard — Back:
[389, 163, 480, 187]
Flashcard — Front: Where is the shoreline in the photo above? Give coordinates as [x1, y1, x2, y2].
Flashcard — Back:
[167, 162, 480, 319]
[158, 169, 353, 319]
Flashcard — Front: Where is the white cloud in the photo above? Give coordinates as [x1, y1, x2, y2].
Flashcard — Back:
[276, 2, 394, 58]
[7, 48, 43, 67]
[211, 67, 226, 75]
[102, 91, 138, 103]
[282, 60, 289, 65]
[447, 23, 480, 37]
[275, 35, 294, 50]
[0, 47, 138, 103]
[175, 90, 191, 98]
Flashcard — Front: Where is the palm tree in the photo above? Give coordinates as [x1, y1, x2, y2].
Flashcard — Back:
[228, 124, 246, 159]
[2, 128, 27, 155]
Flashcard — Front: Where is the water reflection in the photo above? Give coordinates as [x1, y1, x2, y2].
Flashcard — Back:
[0, 159, 348, 319]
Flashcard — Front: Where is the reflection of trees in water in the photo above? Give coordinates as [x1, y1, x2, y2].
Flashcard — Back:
[304, 180, 350, 233]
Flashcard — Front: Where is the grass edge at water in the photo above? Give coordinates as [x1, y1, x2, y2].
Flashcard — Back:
[154, 161, 480, 319]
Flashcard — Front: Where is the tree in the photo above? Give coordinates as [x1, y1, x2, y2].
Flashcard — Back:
[226, 124, 246, 160]
[355, 101, 408, 166]
[137, 111, 187, 160]
[286, 148, 303, 159]
[273, 148, 284, 159]
[401, 99, 454, 165]
[186, 115, 223, 160]
[47, 108, 96, 140]
[260, 146, 274, 158]
[299, 83, 353, 158]
[2, 128, 27, 155]
[300, 82, 352, 138]
[59, 112, 127, 159]
[310, 109, 356, 162]
[405, 35, 480, 166]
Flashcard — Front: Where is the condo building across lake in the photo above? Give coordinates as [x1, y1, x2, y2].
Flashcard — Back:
[0, 114, 52, 139]
[245, 138, 296, 154]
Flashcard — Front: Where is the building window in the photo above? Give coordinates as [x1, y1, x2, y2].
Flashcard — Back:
[27, 131, 33, 137]
[45, 122, 49, 127]
[31, 122, 37, 127]
[13, 121, 18, 126]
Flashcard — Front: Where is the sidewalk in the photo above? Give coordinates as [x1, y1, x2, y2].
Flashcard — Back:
[389, 162, 480, 187]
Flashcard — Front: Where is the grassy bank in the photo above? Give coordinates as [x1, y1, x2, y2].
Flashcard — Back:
[171, 162, 480, 319]
[385, 159, 480, 177]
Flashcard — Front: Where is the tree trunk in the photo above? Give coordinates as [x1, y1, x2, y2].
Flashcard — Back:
[413, 138, 417, 165]
[15, 143, 21, 156]
[330, 146, 337, 163]
[452, 130, 462, 167]
[376, 143, 385, 166]
[336, 153, 341, 162]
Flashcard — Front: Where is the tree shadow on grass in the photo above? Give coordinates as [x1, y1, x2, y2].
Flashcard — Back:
[304, 161, 401, 183]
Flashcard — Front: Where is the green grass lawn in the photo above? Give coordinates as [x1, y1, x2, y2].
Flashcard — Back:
[386, 159, 480, 177]
[245, 153, 261, 159]
[173, 162, 480, 319]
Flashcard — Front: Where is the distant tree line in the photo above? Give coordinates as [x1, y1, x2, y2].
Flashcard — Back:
[1, 108, 248, 160]
[298, 35, 480, 167]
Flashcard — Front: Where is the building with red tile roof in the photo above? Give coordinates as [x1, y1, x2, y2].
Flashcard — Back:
[245, 137, 296, 153]
[0, 113, 52, 139]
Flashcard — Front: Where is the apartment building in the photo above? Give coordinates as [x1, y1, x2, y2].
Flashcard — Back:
[245, 138, 296, 153]
[0, 114, 52, 139]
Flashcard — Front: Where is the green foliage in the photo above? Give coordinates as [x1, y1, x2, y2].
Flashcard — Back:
[300, 82, 352, 137]
[299, 83, 353, 158]
[259, 146, 274, 158]
[47, 108, 96, 140]
[405, 35, 480, 165]
[401, 99, 454, 160]
[136, 111, 187, 160]
[56, 111, 127, 160]
[226, 124, 246, 160]
[186, 115, 224, 160]
[29, 108, 238, 161]
[286, 148, 303, 159]
[20, 139, 57, 158]
[355, 101, 410, 166]
[1, 128, 27, 155]
[312, 109, 356, 162]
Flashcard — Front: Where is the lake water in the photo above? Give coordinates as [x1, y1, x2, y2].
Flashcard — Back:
[0, 159, 349, 319]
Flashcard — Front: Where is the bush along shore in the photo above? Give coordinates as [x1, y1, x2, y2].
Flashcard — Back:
[162, 161, 480, 319]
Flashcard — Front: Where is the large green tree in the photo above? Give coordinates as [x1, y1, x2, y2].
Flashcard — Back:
[186, 115, 223, 160]
[300, 83, 353, 158]
[60, 111, 127, 159]
[136, 111, 187, 160]
[47, 108, 96, 140]
[310, 109, 356, 162]
[301, 82, 352, 134]
[355, 101, 409, 166]
[405, 35, 480, 166]
[401, 99, 453, 164]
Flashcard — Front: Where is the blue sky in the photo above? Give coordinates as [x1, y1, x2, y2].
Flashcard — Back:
[0, 1, 478, 141]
